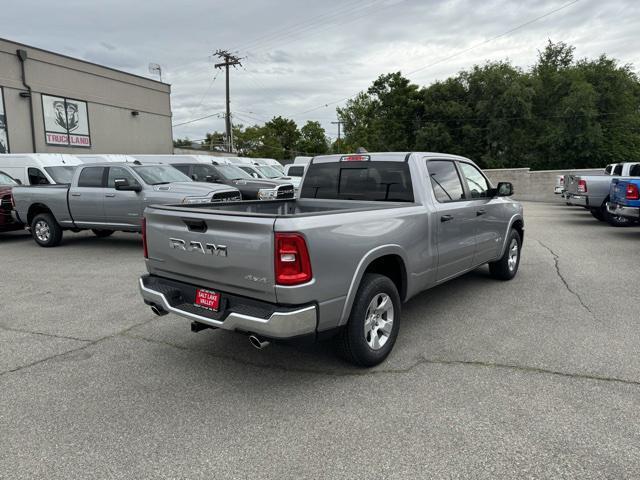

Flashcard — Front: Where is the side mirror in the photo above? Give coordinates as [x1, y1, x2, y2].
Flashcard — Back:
[495, 182, 514, 197]
[251, 173, 259, 178]
[14, 178, 22, 185]
[114, 178, 141, 192]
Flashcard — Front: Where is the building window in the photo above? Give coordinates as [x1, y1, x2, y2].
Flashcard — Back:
[42, 94, 91, 148]
[0, 87, 9, 154]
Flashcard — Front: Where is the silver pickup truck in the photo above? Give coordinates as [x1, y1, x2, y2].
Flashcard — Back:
[13, 162, 241, 247]
[139, 152, 524, 366]
[564, 162, 640, 226]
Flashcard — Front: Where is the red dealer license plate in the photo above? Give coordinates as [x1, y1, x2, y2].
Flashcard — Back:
[194, 289, 220, 311]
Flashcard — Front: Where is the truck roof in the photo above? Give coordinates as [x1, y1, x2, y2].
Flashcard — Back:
[310, 152, 469, 164]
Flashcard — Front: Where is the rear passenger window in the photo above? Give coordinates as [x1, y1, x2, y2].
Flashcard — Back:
[28, 168, 49, 185]
[458, 162, 490, 199]
[427, 161, 465, 203]
[78, 167, 105, 188]
[629, 164, 640, 177]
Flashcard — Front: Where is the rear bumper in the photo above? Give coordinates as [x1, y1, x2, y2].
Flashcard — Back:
[554, 186, 565, 194]
[566, 194, 588, 207]
[139, 275, 317, 339]
[606, 202, 640, 219]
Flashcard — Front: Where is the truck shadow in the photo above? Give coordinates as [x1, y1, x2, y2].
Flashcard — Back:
[0, 230, 32, 244]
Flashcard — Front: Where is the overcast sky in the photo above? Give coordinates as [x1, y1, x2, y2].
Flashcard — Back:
[2, 0, 638, 141]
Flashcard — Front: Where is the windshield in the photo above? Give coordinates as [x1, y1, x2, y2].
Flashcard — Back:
[216, 165, 253, 180]
[0, 171, 17, 185]
[44, 166, 77, 184]
[132, 165, 192, 185]
[257, 166, 282, 178]
[238, 166, 264, 179]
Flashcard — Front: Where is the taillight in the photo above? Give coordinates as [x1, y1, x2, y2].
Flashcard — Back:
[626, 183, 639, 200]
[577, 179, 587, 193]
[275, 233, 312, 286]
[341, 155, 370, 162]
[560, 177, 564, 185]
[142, 217, 148, 259]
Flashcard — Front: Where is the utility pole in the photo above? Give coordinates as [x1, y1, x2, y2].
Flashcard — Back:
[331, 119, 344, 153]
[214, 50, 242, 153]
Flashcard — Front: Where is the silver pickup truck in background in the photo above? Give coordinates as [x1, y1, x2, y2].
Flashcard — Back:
[564, 161, 640, 226]
[139, 152, 524, 366]
[12, 162, 241, 247]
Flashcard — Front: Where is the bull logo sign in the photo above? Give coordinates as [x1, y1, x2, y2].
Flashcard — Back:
[43, 94, 91, 147]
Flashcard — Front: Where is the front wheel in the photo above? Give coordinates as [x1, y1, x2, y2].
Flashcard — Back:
[31, 213, 63, 247]
[489, 229, 521, 280]
[336, 273, 401, 367]
[91, 229, 114, 238]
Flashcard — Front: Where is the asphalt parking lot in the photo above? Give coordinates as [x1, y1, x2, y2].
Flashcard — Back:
[1, 201, 639, 479]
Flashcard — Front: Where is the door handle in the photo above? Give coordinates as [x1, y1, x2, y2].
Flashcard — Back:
[70, 193, 81, 197]
[476, 209, 486, 216]
[105, 193, 116, 198]
[441, 214, 454, 222]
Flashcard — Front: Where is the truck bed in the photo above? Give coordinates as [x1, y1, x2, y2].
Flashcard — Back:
[149, 198, 414, 218]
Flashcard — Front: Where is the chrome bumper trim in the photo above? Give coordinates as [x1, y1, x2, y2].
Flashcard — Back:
[606, 202, 640, 218]
[139, 278, 317, 338]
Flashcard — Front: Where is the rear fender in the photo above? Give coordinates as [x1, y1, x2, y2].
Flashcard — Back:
[338, 244, 409, 326]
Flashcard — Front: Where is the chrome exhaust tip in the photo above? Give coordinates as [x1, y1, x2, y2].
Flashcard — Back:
[150, 304, 168, 317]
[249, 335, 270, 350]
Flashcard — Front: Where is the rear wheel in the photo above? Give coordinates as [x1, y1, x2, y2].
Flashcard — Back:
[31, 213, 63, 247]
[336, 273, 401, 367]
[91, 229, 114, 238]
[489, 229, 521, 280]
[590, 208, 605, 221]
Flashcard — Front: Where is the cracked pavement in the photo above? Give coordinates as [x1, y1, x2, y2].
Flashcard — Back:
[1, 202, 639, 479]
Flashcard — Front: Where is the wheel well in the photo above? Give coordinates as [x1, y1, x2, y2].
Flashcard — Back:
[512, 219, 524, 245]
[27, 204, 53, 226]
[363, 255, 407, 301]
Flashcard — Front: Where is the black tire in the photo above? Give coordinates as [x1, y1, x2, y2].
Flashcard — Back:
[336, 273, 401, 367]
[602, 205, 632, 227]
[590, 208, 605, 221]
[30, 213, 63, 247]
[489, 229, 521, 280]
[91, 229, 114, 238]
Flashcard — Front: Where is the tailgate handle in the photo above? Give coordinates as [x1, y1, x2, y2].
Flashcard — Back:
[183, 219, 207, 233]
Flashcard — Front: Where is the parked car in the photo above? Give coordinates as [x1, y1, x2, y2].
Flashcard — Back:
[132, 155, 294, 200]
[606, 177, 640, 222]
[0, 153, 82, 185]
[252, 164, 302, 190]
[564, 162, 640, 226]
[554, 174, 565, 196]
[12, 162, 241, 247]
[0, 170, 24, 233]
[139, 152, 523, 366]
[252, 158, 285, 175]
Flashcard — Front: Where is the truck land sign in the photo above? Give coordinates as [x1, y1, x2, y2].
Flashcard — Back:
[42, 94, 91, 147]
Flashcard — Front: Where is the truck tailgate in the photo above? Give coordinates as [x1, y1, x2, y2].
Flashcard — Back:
[144, 207, 277, 303]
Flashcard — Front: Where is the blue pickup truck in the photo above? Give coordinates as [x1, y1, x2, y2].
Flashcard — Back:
[606, 178, 640, 222]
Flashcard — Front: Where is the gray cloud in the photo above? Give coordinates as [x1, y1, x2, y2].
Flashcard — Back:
[2, 0, 638, 141]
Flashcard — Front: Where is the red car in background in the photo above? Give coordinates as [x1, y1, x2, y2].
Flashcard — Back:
[0, 170, 24, 233]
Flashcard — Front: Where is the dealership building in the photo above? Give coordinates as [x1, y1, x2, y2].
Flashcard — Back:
[0, 38, 172, 155]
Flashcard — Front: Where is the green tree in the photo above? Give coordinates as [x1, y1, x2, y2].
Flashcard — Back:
[297, 121, 329, 155]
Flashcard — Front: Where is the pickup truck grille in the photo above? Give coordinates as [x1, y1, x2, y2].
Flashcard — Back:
[212, 191, 242, 202]
[276, 185, 295, 199]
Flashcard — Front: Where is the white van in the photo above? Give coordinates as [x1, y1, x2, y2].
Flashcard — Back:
[130, 154, 234, 166]
[0, 153, 82, 185]
[75, 154, 138, 164]
[253, 157, 284, 174]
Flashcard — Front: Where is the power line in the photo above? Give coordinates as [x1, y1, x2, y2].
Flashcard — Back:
[172, 112, 224, 128]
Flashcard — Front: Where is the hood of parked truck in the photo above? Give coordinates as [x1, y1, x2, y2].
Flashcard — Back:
[152, 182, 238, 195]
[229, 178, 284, 189]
